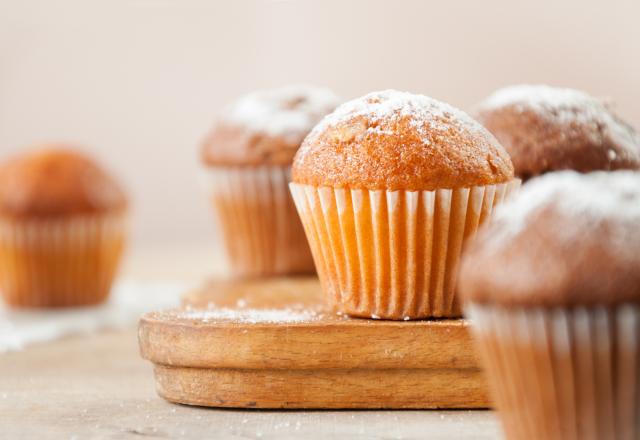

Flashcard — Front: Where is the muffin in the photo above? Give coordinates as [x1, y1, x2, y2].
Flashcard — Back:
[476, 84, 640, 180]
[0, 147, 127, 307]
[290, 90, 519, 319]
[200, 85, 340, 277]
[460, 171, 640, 440]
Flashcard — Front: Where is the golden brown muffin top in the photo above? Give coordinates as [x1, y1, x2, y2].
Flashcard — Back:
[0, 147, 127, 219]
[459, 171, 640, 307]
[201, 85, 340, 166]
[292, 90, 514, 191]
[476, 85, 640, 180]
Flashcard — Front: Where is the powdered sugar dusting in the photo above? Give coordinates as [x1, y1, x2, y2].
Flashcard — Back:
[308, 89, 488, 143]
[479, 85, 603, 120]
[222, 85, 340, 141]
[175, 306, 323, 324]
[490, 170, 640, 246]
[478, 84, 640, 152]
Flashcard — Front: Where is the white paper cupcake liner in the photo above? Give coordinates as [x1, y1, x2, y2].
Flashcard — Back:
[202, 166, 314, 277]
[289, 180, 520, 319]
[0, 213, 127, 307]
[467, 303, 640, 440]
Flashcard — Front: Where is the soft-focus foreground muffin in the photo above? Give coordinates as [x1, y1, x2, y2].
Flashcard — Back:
[290, 90, 519, 319]
[460, 171, 640, 440]
[0, 147, 127, 308]
[476, 84, 640, 180]
[200, 85, 340, 277]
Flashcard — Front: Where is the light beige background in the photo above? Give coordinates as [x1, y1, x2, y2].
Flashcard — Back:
[1, 0, 638, 258]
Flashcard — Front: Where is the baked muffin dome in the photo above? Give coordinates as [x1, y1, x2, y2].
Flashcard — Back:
[201, 85, 340, 166]
[459, 170, 640, 307]
[292, 90, 514, 191]
[476, 84, 640, 180]
[0, 147, 127, 219]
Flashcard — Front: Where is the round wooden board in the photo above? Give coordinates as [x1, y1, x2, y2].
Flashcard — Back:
[138, 277, 489, 409]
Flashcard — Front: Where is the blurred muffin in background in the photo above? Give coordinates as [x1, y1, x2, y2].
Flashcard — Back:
[460, 171, 640, 440]
[476, 84, 640, 180]
[0, 147, 127, 308]
[290, 90, 518, 319]
[200, 84, 340, 278]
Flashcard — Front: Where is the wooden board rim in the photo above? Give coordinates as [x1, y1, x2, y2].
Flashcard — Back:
[153, 364, 490, 409]
[139, 312, 480, 370]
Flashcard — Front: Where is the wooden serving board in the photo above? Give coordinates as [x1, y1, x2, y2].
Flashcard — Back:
[138, 277, 489, 409]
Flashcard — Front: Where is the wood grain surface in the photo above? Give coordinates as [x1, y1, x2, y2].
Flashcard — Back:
[0, 329, 502, 439]
[139, 277, 489, 409]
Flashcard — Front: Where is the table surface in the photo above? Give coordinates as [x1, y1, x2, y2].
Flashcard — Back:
[0, 249, 503, 439]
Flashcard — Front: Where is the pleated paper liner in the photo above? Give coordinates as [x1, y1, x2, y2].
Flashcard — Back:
[467, 304, 639, 440]
[0, 214, 126, 308]
[290, 180, 520, 319]
[203, 166, 314, 277]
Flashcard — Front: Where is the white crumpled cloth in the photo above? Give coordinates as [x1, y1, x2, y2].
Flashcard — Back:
[0, 280, 186, 353]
